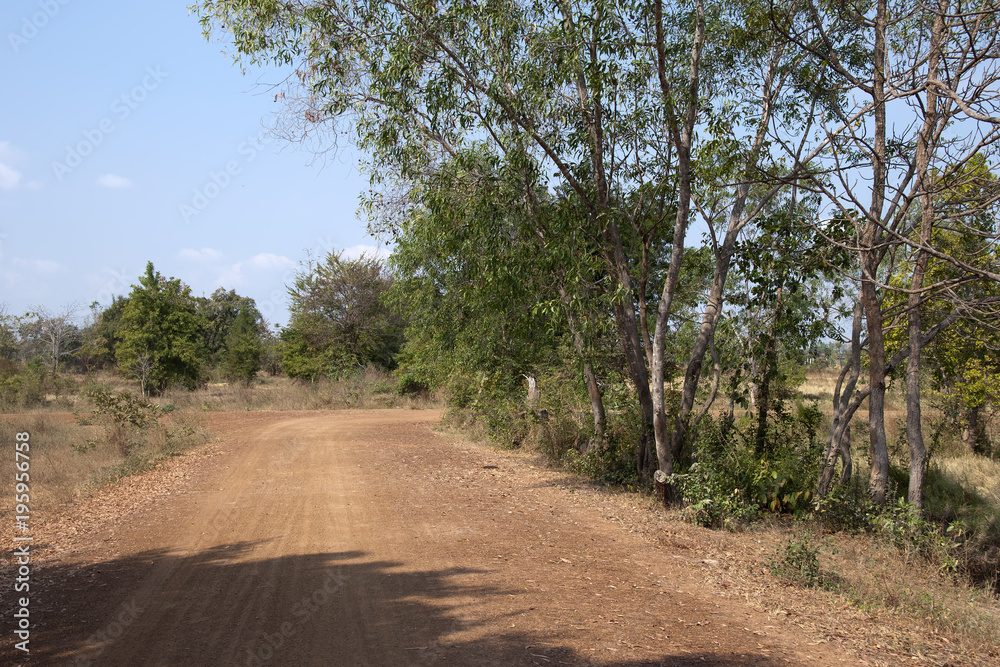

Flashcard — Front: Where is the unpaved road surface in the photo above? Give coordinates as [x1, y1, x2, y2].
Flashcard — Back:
[4, 410, 858, 666]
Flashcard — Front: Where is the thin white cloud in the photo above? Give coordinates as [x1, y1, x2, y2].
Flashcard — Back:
[249, 253, 295, 270]
[216, 262, 244, 288]
[0, 141, 23, 163]
[97, 173, 133, 189]
[178, 248, 223, 262]
[0, 162, 23, 190]
[0, 141, 40, 190]
[342, 244, 391, 261]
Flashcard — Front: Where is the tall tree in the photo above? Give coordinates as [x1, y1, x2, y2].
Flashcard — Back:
[777, 0, 1000, 505]
[195, 0, 815, 485]
[21, 304, 81, 373]
[282, 251, 404, 379]
[118, 263, 207, 396]
[224, 305, 265, 386]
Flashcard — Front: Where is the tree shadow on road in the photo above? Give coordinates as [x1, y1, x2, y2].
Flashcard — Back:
[3, 542, 794, 666]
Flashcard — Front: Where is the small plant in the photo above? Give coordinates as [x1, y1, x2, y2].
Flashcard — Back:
[80, 387, 162, 455]
[771, 535, 824, 587]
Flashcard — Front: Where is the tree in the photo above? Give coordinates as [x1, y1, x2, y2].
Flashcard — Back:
[388, 149, 615, 437]
[117, 263, 207, 395]
[281, 251, 404, 379]
[196, 288, 265, 364]
[196, 0, 820, 486]
[224, 305, 264, 386]
[79, 299, 125, 373]
[19, 304, 81, 373]
[0, 304, 20, 361]
[776, 0, 1000, 506]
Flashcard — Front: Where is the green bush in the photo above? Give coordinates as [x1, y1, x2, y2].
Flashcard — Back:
[396, 373, 430, 397]
[770, 535, 826, 587]
[80, 387, 162, 455]
[669, 410, 822, 529]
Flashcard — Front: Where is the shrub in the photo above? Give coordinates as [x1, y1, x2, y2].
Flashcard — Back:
[669, 409, 823, 529]
[770, 535, 825, 587]
[564, 421, 641, 490]
[396, 373, 430, 397]
[81, 387, 162, 455]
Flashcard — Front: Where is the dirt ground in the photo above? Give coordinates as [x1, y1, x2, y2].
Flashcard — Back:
[0, 409, 985, 665]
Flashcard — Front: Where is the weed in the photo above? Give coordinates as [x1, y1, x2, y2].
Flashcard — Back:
[771, 535, 825, 587]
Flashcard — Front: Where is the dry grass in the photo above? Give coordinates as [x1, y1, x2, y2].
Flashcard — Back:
[935, 453, 1000, 507]
[154, 368, 440, 413]
[0, 412, 209, 527]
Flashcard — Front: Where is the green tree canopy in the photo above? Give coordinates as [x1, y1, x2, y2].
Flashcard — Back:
[281, 251, 404, 379]
[117, 262, 207, 395]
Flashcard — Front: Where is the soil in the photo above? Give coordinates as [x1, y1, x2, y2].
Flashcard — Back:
[0, 409, 987, 665]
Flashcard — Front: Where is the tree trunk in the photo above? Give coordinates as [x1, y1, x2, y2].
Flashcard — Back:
[650, 0, 705, 494]
[560, 289, 607, 439]
[905, 0, 946, 511]
[863, 266, 890, 506]
[962, 405, 981, 454]
[817, 300, 862, 495]
[754, 290, 783, 456]
[866, 0, 891, 506]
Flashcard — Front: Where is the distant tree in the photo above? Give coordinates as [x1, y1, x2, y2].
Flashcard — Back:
[196, 288, 265, 364]
[79, 297, 130, 372]
[0, 304, 19, 361]
[281, 251, 403, 379]
[20, 304, 81, 373]
[224, 305, 264, 386]
[117, 263, 207, 395]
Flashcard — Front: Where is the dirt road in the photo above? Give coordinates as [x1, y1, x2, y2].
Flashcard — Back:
[5, 410, 857, 666]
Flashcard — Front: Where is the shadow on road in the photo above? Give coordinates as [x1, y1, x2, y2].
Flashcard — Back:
[4, 542, 792, 666]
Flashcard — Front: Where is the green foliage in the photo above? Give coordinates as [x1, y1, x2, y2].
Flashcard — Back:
[81, 387, 163, 455]
[223, 305, 263, 386]
[197, 288, 266, 363]
[564, 422, 641, 490]
[79, 297, 129, 372]
[396, 373, 430, 397]
[0, 358, 74, 409]
[770, 535, 825, 588]
[875, 498, 965, 575]
[282, 251, 403, 380]
[117, 263, 207, 395]
[0, 360, 46, 408]
[669, 411, 823, 529]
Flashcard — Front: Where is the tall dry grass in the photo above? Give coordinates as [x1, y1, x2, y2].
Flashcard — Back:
[0, 412, 209, 525]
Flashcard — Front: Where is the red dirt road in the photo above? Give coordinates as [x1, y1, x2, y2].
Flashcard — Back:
[4, 410, 858, 666]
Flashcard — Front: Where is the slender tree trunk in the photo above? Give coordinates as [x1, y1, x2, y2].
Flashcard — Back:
[862, 256, 890, 506]
[818, 299, 863, 495]
[866, 0, 891, 506]
[650, 0, 705, 491]
[666, 36, 782, 468]
[905, 3, 945, 510]
[559, 285, 606, 438]
[563, 0, 654, 476]
[754, 289, 784, 456]
[962, 405, 981, 454]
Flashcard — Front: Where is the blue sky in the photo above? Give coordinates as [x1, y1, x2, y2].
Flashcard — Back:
[1, 1, 383, 327]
